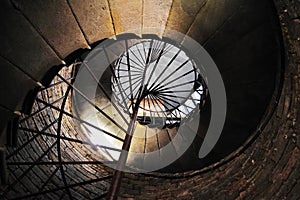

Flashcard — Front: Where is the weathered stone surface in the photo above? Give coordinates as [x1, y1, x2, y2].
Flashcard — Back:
[142, 0, 172, 37]
[108, 0, 142, 35]
[0, 0, 61, 81]
[12, 0, 89, 58]
[68, 0, 115, 44]
[145, 134, 158, 153]
[184, 0, 241, 44]
[0, 56, 36, 111]
[164, 0, 207, 41]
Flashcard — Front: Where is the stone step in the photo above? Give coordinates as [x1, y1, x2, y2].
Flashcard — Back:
[68, 0, 115, 44]
[164, 0, 207, 42]
[184, 0, 241, 45]
[0, 0, 61, 81]
[12, 0, 89, 58]
[142, 0, 172, 38]
[108, 0, 142, 35]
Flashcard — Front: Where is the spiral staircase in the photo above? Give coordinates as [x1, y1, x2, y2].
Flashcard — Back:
[0, 0, 291, 199]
